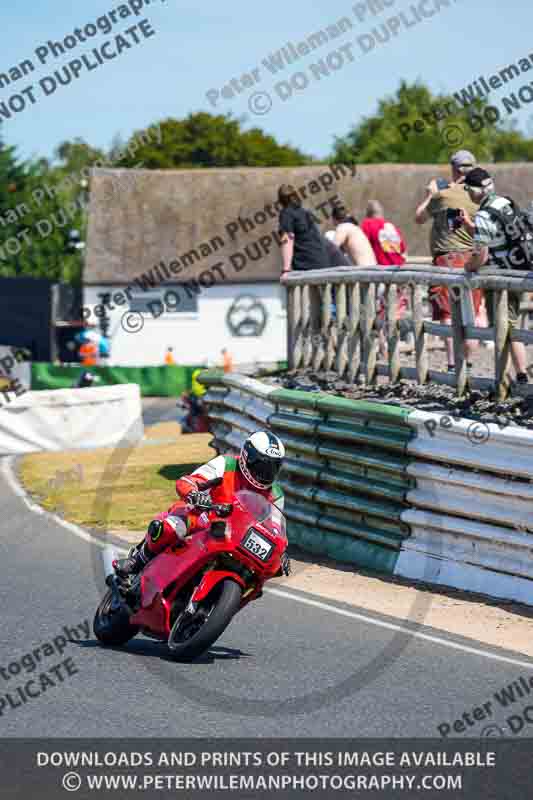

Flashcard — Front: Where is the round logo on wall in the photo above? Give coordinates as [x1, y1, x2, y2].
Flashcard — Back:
[226, 295, 268, 337]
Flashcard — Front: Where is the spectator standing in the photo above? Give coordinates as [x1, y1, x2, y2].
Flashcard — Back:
[463, 168, 529, 386]
[361, 200, 407, 266]
[278, 185, 331, 275]
[221, 348, 233, 373]
[79, 340, 98, 366]
[164, 347, 175, 365]
[332, 205, 377, 266]
[362, 200, 410, 353]
[415, 150, 484, 372]
[75, 324, 109, 365]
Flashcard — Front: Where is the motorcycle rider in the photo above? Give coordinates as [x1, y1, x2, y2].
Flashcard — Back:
[116, 430, 290, 577]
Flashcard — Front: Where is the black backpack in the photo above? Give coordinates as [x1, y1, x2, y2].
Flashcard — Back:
[483, 196, 533, 270]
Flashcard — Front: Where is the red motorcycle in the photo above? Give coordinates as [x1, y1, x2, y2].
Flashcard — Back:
[94, 479, 288, 660]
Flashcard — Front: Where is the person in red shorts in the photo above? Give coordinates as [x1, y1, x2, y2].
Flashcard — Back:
[415, 150, 484, 372]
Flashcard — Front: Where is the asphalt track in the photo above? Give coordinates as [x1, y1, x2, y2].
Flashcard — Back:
[1, 457, 533, 739]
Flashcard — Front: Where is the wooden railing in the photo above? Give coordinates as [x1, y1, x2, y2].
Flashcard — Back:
[281, 263, 533, 399]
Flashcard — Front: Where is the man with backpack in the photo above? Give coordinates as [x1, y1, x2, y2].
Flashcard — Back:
[462, 168, 530, 385]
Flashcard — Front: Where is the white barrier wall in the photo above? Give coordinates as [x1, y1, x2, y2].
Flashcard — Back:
[397, 410, 533, 606]
[0, 384, 144, 456]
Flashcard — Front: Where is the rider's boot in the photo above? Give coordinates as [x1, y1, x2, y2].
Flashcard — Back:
[114, 541, 153, 578]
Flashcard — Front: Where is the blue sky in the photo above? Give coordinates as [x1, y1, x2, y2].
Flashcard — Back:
[1, 0, 533, 163]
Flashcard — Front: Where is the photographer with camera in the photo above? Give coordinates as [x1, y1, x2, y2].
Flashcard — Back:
[463, 168, 529, 386]
[415, 150, 484, 372]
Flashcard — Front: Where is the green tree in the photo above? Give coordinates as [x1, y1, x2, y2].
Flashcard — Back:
[54, 138, 106, 175]
[331, 81, 533, 164]
[115, 112, 310, 169]
[0, 140, 84, 283]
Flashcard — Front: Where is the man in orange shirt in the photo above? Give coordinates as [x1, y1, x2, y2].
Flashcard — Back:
[222, 348, 233, 373]
[79, 340, 98, 366]
[164, 347, 176, 365]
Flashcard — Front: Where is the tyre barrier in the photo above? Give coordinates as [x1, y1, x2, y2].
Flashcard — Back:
[200, 372, 414, 576]
[400, 411, 533, 606]
[199, 372, 533, 606]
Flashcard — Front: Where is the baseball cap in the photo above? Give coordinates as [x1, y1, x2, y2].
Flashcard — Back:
[450, 150, 476, 169]
[463, 167, 493, 188]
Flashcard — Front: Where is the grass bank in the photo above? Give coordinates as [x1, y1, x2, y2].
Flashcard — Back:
[18, 424, 212, 533]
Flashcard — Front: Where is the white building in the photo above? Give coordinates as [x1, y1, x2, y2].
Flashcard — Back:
[84, 165, 348, 368]
[83, 279, 287, 367]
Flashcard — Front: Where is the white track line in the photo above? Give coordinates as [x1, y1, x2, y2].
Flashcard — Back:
[267, 587, 533, 670]
[2, 456, 118, 551]
[4, 455, 533, 670]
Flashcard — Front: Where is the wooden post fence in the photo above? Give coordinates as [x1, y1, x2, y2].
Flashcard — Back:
[282, 264, 533, 398]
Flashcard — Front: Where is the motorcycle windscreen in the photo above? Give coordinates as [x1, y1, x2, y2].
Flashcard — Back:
[234, 489, 286, 539]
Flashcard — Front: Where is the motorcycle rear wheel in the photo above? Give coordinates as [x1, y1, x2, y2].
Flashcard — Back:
[93, 589, 139, 646]
[168, 579, 242, 660]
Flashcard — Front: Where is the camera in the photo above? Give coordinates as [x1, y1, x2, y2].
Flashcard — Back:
[446, 209, 463, 232]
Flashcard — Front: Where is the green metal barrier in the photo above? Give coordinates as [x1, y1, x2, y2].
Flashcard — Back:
[31, 364, 204, 396]
[199, 373, 414, 574]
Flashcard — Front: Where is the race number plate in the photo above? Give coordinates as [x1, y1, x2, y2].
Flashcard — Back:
[241, 529, 274, 562]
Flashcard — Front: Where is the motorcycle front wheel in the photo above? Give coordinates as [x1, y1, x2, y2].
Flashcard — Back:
[93, 589, 139, 646]
[168, 579, 242, 661]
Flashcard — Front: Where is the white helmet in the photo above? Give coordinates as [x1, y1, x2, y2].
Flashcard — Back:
[239, 431, 285, 490]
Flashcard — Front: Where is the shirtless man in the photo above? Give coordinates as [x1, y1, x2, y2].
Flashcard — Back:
[332, 206, 377, 266]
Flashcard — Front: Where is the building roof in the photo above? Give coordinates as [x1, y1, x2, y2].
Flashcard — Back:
[84, 163, 533, 287]
[85, 165, 359, 286]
